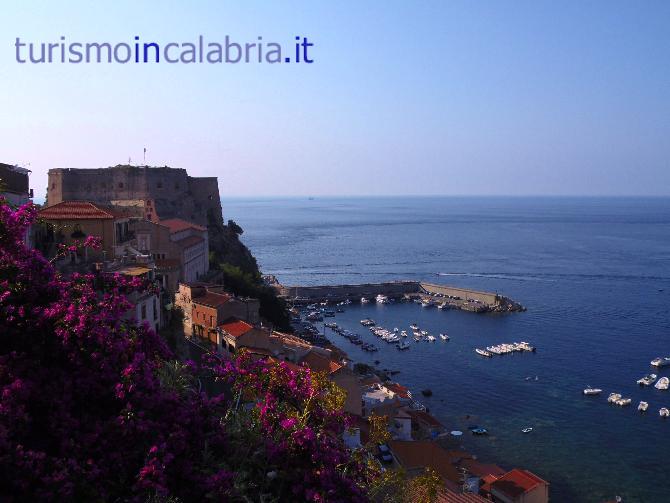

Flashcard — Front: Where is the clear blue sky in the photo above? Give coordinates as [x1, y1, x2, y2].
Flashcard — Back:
[2, 0, 669, 199]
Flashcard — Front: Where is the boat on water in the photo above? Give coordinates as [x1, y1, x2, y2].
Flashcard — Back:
[397, 341, 410, 350]
[607, 393, 622, 403]
[439, 333, 450, 341]
[360, 318, 375, 327]
[409, 324, 419, 330]
[475, 348, 492, 358]
[583, 387, 603, 395]
[375, 294, 389, 304]
[615, 397, 631, 406]
[654, 377, 669, 390]
[400, 330, 408, 337]
[638, 401, 649, 412]
[470, 427, 488, 436]
[426, 335, 436, 342]
[651, 357, 670, 367]
[521, 427, 533, 434]
[637, 373, 658, 386]
[420, 299, 433, 307]
[660, 407, 670, 418]
[361, 297, 370, 304]
[437, 302, 449, 310]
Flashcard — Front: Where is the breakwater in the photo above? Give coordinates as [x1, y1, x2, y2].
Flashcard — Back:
[271, 280, 524, 313]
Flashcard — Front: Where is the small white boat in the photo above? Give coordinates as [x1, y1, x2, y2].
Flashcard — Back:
[660, 407, 670, 418]
[615, 398, 631, 406]
[400, 330, 408, 337]
[361, 297, 370, 304]
[437, 302, 448, 310]
[375, 294, 389, 304]
[607, 393, 622, 403]
[638, 401, 649, 412]
[521, 427, 533, 434]
[409, 324, 419, 330]
[475, 348, 492, 358]
[420, 299, 433, 307]
[637, 374, 658, 386]
[439, 333, 450, 341]
[651, 357, 670, 367]
[426, 335, 436, 342]
[583, 387, 603, 395]
[654, 377, 669, 390]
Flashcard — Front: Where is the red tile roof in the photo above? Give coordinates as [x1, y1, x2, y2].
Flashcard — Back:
[194, 292, 231, 308]
[490, 469, 548, 499]
[160, 218, 207, 233]
[406, 409, 444, 428]
[299, 351, 343, 374]
[39, 201, 118, 220]
[385, 382, 411, 398]
[175, 235, 205, 249]
[218, 318, 254, 338]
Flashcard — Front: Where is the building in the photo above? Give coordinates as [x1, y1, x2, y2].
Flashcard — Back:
[109, 262, 162, 333]
[488, 469, 549, 503]
[0, 163, 32, 206]
[46, 165, 224, 230]
[160, 218, 209, 283]
[36, 201, 133, 262]
[388, 440, 471, 486]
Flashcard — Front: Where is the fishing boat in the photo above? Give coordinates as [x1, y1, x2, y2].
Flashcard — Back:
[654, 377, 669, 390]
[638, 401, 649, 412]
[521, 427, 533, 434]
[475, 348, 492, 358]
[637, 373, 658, 386]
[583, 387, 603, 395]
[651, 357, 670, 367]
[607, 393, 622, 403]
[439, 333, 450, 341]
[660, 407, 670, 418]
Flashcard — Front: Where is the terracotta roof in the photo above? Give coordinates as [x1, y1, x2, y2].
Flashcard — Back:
[385, 382, 411, 399]
[39, 201, 118, 220]
[176, 235, 205, 249]
[194, 292, 231, 308]
[408, 487, 488, 503]
[266, 356, 302, 372]
[218, 318, 254, 338]
[459, 459, 505, 479]
[406, 409, 444, 429]
[160, 218, 207, 233]
[299, 351, 343, 374]
[388, 441, 467, 484]
[490, 469, 548, 499]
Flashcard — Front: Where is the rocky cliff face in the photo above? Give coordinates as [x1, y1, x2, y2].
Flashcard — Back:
[208, 219, 259, 275]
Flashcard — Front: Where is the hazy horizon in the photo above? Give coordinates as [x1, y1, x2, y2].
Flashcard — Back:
[3, 1, 669, 199]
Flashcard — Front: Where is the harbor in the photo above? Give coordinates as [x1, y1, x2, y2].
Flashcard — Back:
[269, 278, 526, 313]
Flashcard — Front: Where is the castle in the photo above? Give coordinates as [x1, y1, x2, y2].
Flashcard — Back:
[46, 165, 224, 229]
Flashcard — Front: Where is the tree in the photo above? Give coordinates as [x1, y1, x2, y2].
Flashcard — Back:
[0, 202, 374, 501]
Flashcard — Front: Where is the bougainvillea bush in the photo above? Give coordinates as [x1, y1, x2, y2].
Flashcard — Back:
[0, 201, 373, 502]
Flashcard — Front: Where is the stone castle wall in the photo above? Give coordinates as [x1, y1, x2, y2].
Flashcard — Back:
[47, 165, 223, 228]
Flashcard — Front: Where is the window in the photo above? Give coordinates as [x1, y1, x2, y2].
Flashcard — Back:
[118, 182, 124, 189]
[141, 304, 147, 319]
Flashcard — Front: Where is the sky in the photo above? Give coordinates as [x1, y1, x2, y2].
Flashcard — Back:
[1, 0, 669, 199]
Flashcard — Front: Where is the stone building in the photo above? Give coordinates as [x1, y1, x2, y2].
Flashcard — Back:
[161, 219, 209, 283]
[46, 165, 223, 229]
[0, 163, 32, 206]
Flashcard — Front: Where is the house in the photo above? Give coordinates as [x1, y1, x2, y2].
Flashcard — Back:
[299, 351, 362, 416]
[372, 402, 413, 440]
[489, 469, 549, 503]
[406, 409, 445, 439]
[388, 440, 471, 487]
[0, 163, 32, 206]
[161, 218, 209, 283]
[36, 201, 132, 262]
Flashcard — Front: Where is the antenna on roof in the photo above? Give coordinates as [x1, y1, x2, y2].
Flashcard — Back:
[143, 147, 147, 165]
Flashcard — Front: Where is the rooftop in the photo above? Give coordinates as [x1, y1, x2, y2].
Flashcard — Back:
[193, 291, 231, 308]
[39, 201, 120, 220]
[161, 218, 207, 234]
[175, 235, 205, 249]
[384, 382, 411, 399]
[389, 440, 469, 484]
[218, 318, 254, 338]
[490, 469, 548, 499]
[299, 351, 343, 374]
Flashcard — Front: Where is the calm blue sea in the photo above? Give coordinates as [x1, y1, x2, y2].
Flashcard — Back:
[224, 196, 670, 503]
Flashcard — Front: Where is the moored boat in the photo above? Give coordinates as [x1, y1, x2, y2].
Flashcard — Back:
[638, 401, 649, 412]
[583, 387, 602, 395]
[654, 377, 669, 390]
[475, 348, 492, 358]
[615, 397, 631, 406]
[607, 393, 622, 403]
[660, 407, 670, 418]
[651, 357, 670, 367]
[637, 373, 658, 386]
[439, 333, 450, 341]
[361, 297, 370, 304]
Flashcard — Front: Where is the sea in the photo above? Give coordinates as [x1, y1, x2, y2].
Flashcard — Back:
[224, 196, 670, 503]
